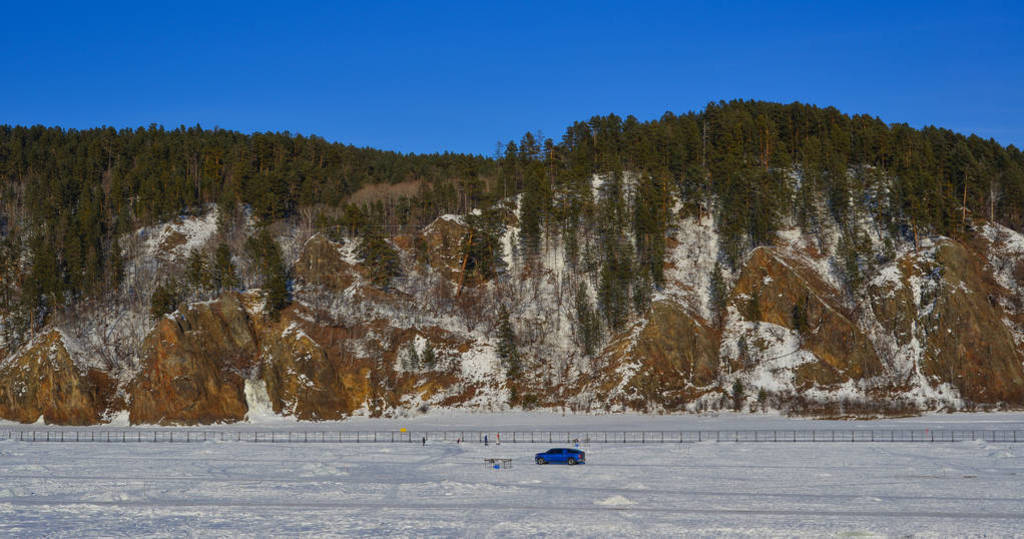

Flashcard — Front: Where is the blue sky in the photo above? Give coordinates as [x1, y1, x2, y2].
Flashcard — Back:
[2, 1, 1022, 155]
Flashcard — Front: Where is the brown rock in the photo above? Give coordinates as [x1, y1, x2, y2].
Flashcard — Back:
[919, 242, 1024, 403]
[259, 316, 351, 420]
[731, 248, 884, 388]
[258, 311, 472, 419]
[420, 216, 472, 282]
[0, 330, 117, 425]
[293, 234, 364, 291]
[600, 300, 719, 410]
[866, 256, 918, 350]
[129, 293, 257, 425]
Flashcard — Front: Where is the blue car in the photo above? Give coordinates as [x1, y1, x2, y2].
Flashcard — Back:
[535, 448, 585, 465]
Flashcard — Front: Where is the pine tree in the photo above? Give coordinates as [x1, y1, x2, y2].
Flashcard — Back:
[421, 345, 437, 368]
[747, 289, 762, 323]
[245, 229, 290, 318]
[791, 294, 808, 335]
[709, 262, 728, 326]
[837, 233, 864, 294]
[463, 208, 504, 279]
[632, 268, 652, 315]
[731, 379, 745, 411]
[358, 228, 401, 289]
[518, 166, 544, 259]
[575, 283, 602, 357]
[633, 173, 669, 287]
[737, 336, 750, 368]
[212, 243, 239, 292]
[496, 305, 521, 378]
[150, 279, 181, 318]
[186, 249, 210, 292]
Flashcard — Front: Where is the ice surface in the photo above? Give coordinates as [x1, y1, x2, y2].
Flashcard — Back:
[1, 413, 1023, 536]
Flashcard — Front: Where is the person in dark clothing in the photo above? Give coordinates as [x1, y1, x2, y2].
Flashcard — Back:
[422, 436, 426, 446]
[484, 435, 488, 446]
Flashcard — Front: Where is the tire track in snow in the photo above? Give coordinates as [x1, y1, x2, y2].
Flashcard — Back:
[1, 497, 1022, 521]
[4, 473, 1023, 505]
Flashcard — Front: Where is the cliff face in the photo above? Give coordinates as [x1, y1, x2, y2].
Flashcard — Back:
[292, 234, 364, 292]
[729, 247, 884, 389]
[917, 242, 1024, 402]
[3, 205, 1024, 424]
[0, 330, 117, 425]
[128, 293, 257, 425]
[586, 300, 719, 412]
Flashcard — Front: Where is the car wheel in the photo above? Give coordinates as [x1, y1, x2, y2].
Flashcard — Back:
[536, 457, 545, 465]
[567, 457, 576, 465]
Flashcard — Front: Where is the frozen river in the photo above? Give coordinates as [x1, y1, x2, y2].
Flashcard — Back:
[2, 413, 1024, 536]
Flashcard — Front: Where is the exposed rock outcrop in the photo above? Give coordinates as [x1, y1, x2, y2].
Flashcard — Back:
[420, 216, 472, 282]
[128, 293, 257, 425]
[7, 210, 1024, 425]
[258, 315, 351, 420]
[920, 242, 1024, 402]
[602, 300, 720, 410]
[864, 240, 1024, 404]
[0, 330, 117, 425]
[731, 247, 884, 388]
[258, 311, 478, 419]
[293, 234, 363, 291]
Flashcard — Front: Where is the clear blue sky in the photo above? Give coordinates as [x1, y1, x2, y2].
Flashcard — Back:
[2, 1, 1022, 155]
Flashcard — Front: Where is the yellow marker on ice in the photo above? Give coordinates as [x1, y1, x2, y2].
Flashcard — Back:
[400, 428, 407, 432]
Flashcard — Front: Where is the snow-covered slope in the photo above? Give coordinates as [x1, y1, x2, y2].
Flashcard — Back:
[4, 176, 1024, 424]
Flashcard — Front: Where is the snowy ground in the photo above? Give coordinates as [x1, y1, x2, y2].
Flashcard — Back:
[10, 409, 1024, 433]
[1, 437, 1022, 536]
[2, 414, 1024, 536]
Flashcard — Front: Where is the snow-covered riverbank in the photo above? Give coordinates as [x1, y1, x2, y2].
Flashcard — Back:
[2, 414, 1023, 535]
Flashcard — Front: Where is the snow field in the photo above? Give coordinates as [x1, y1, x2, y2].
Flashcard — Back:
[1, 432, 1022, 536]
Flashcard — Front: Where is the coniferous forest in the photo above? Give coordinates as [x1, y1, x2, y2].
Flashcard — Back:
[2, 99, 1024, 366]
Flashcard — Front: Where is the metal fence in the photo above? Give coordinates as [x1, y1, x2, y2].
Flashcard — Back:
[2, 429, 1022, 444]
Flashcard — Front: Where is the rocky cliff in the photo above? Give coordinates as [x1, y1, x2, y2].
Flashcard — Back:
[2, 202, 1024, 424]
[0, 330, 117, 425]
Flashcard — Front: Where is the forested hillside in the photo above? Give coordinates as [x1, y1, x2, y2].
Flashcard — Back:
[3, 100, 1024, 424]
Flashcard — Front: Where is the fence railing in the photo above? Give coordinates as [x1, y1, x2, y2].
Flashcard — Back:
[2, 429, 1022, 444]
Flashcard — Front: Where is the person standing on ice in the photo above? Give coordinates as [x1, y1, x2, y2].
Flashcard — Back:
[484, 434, 488, 446]
[422, 436, 426, 446]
